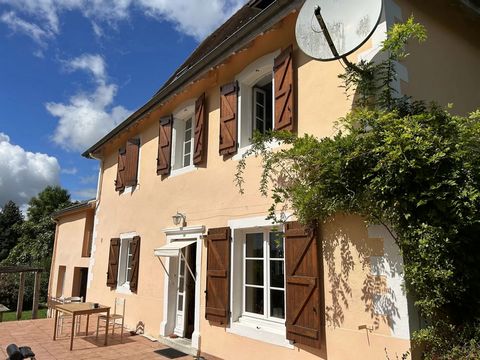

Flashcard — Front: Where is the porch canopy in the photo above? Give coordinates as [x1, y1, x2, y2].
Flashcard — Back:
[154, 240, 196, 279]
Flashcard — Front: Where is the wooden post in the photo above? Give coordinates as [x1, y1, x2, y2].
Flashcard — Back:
[32, 271, 41, 319]
[16, 272, 25, 321]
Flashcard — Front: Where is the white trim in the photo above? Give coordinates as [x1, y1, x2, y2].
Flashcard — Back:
[159, 226, 205, 351]
[232, 139, 282, 161]
[169, 164, 197, 178]
[228, 318, 293, 349]
[228, 215, 283, 230]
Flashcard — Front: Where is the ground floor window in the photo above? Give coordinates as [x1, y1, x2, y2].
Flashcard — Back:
[118, 238, 134, 288]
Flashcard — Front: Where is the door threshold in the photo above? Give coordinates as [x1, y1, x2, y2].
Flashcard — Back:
[157, 335, 197, 356]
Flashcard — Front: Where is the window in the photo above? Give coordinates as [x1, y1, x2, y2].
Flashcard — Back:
[172, 102, 195, 172]
[236, 51, 278, 150]
[243, 231, 285, 321]
[118, 238, 134, 288]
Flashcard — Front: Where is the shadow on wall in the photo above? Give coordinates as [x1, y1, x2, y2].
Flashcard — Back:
[322, 214, 400, 332]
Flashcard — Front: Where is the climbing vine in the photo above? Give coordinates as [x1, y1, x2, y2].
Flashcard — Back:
[235, 17, 480, 358]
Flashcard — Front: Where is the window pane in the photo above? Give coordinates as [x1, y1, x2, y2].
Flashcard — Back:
[256, 90, 265, 105]
[185, 129, 192, 140]
[269, 232, 284, 258]
[270, 289, 285, 319]
[179, 276, 184, 291]
[245, 287, 264, 315]
[246, 233, 263, 257]
[184, 140, 191, 155]
[183, 154, 190, 167]
[256, 119, 264, 133]
[178, 295, 183, 311]
[246, 260, 263, 286]
[256, 104, 264, 117]
[270, 260, 284, 288]
[180, 262, 185, 276]
[127, 267, 132, 282]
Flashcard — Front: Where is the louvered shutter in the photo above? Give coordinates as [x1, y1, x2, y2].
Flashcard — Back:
[129, 236, 141, 293]
[194, 93, 207, 165]
[107, 238, 120, 288]
[125, 138, 140, 187]
[115, 148, 127, 192]
[274, 46, 295, 132]
[157, 115, 173, 175]
[285, 221, 323, 349]
[219, 82, 238, 155]
[205, 227, 231, 325]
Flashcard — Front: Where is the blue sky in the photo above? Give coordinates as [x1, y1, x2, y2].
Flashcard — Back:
[0, 0, 245, 209]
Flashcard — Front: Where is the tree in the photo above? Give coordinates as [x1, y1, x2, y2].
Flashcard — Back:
[0, 186, 72, 309]
[0, 200, 23, 261]
[236, 18, 480, 358]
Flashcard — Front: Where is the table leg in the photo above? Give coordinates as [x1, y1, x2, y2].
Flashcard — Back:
[86, 314, 90, 335]
[70, 314, 75, 351]
[53, 309, 58, 340]
[104, 309, 110, 346]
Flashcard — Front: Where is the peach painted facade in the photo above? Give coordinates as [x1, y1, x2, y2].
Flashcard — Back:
[51, 0, 479, 359]
[49, 201, 95, 301]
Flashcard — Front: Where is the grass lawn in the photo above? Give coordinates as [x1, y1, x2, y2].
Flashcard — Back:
[2, 308, 47, 322]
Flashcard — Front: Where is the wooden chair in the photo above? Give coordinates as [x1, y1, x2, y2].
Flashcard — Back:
[57, 296, 83, 336]
[96, 298, 126, 343]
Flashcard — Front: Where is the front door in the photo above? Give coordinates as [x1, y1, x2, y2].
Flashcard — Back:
[174, 248, 188, 337]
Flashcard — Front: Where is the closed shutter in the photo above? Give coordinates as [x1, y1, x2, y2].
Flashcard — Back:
[194, 93, 207, 165]
[129, 236, 141, 293]
[274, 46, 295, 132]
[219, 82, 238, 155]
[107, 238, 120, 288]
[285, 221, 323, 349]
[157, 115, 173, 175]
[125, 138, 140, 187]
[205, 227, 231, 325]
[115, 148, 127, 192]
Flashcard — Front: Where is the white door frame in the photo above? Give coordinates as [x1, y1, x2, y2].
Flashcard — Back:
[159, 225, 204, 350]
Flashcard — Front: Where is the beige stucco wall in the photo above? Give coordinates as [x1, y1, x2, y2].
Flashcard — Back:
[49, 210, 92, 299]
[83, 3, 479, 360]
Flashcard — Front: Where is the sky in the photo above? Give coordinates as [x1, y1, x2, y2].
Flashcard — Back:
[0, 0, 246, 210]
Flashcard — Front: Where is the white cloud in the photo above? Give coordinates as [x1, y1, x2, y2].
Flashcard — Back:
[0, 0, 247, 44]
[61, 167, 78, 175]
[73, 188, 97, 199]
[0, 11, 53, 46]
[47, 53, 132, 152]
[0, 132, 60, 208]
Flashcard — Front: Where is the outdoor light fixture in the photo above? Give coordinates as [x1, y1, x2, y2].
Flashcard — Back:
[172, 212, 186, 227]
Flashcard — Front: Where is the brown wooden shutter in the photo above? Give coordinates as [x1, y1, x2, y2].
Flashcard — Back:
[285, 221, 323, 349]
[124, 138, 140, 187]
[115, 148, 126, 192]
[106, 238, 120, 288]
[129, 236, 141, 293]
[274, 46, 295, 132]
[157, 115, 173, 175]
[219, 82, 238, 155]
[205, 227, 231, 325]
[194, 93, 207, 165]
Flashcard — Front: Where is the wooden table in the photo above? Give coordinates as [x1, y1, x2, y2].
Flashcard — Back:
[53, 302, 110, 351]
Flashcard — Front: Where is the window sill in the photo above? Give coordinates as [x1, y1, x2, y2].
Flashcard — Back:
[232, 140, 282, 161]
[115, 284, 132, 295]
[170, 164, 197, 178]
[227, 316, 293, 349]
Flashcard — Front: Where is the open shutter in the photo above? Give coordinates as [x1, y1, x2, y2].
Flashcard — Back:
[115, 148, 126, 192]
[129, 236, 141, 293]
[157, 115, 173, 175]
[205, 227, 231, 325]
[219, 82, 238, 155]
[107, 238, 120, 288]
[274, 46, 295, 132]
[285, 221, 323, 349]
[194, 93, 207, 165]
[125, 138, 140, 187]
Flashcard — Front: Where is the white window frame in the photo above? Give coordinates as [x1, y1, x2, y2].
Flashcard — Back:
[227, 215, 293, 349]
[171, 101, 197, 177]
[116, 231, 137, 294]
[234, 51, 280, 160]
[242, 230, 285, 323]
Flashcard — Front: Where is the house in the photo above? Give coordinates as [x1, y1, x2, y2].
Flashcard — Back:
[49, 200, 95, 302]
[49, 0, 480, 359]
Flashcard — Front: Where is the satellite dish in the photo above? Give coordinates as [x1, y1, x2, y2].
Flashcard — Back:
[295, 0, 383, 62]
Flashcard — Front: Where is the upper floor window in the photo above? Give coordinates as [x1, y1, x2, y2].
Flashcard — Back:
[172, 102, 195, 172]
[115, 138, 140, 193]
